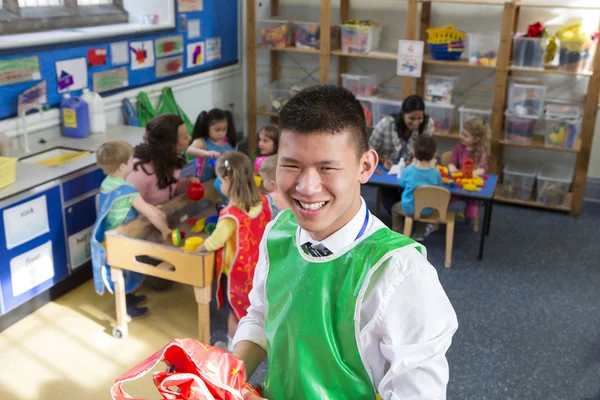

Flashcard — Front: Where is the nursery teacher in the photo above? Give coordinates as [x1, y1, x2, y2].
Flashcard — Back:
[368, 94, 434, 215]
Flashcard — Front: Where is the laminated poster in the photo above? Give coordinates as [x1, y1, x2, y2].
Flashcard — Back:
[55, 57, 88, 93]
[111, 41, 129, 66]
[178, 0, 203, 12]
[187, 42, 205, 68]
[205, 37, 222, 62]
[397, 40, 424, 78]
[155, 35, 184, 58]
[188, 19, 201, 39]
[130, 40, 155, 70]
[93, 67, 129, 94]
[0, 56, 41, 87]
[156, 55, 184, 78]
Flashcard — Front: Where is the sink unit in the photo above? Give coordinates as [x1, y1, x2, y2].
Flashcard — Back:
[19, 147, 91, 167]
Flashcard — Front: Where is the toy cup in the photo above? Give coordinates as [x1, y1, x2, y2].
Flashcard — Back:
[171, 228, 186, 247]
[182, 236, 204, 251]
[188, 182, 205, 201]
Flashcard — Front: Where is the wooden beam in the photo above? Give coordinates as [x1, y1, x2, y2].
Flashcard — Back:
[571, 37, 600, 216]
[319, 0, 332, 83]
[337, 0, 350, 84]
[402, 0, 419, 100]
[270, 0, 280, 83]
[417, 0, 431, 98]
[246, 0, 258, 152]
[489, 1, 517, 175]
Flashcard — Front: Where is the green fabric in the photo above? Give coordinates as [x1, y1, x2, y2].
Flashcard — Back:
[100, 176, 140, 231]
[156, 87, 195, 161]
[263, 210, 419, 400]
[136, 91, 157, 129]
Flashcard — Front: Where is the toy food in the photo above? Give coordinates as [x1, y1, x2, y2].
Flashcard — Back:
[171, 228, 185, 247]
[192, 218, 206, 233]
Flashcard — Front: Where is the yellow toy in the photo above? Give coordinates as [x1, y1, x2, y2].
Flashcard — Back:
[182, 237, 204, 252]
[462, 183, 481, 192]
[451, 172, 463, 179]
[253, 174, 263, 187]
[191, 218, 206, 233]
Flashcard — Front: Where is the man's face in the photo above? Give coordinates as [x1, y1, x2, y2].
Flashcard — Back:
[277, 130, 377, 241]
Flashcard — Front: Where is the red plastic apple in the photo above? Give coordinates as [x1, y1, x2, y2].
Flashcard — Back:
[188, 182, 204, 201]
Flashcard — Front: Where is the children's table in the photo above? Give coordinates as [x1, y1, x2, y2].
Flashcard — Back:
[367, 165, 498, 261]
[105, 183, 220, 341]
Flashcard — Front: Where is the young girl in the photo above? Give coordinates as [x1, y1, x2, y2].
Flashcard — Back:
[259, 154, 288, 216]
[448, 117, 491, 220]
[187, 108, 238, 182]
[254, 124, 280, 174]
[127, 114, 196, 205]
[196, 151, 273, 352]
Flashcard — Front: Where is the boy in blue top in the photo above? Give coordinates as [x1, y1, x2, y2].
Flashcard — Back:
[392, 135, 442, 241]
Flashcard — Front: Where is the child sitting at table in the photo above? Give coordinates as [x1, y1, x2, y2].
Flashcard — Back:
[391, 135, 443, 241]
[91, 141, 172, 319]
[196, 151, 273, 352]
[254, 124, 280, 174]
[448, 117, 491, 221]
[258, 154, 288, 216]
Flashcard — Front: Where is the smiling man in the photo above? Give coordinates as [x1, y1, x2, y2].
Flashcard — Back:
[233, 84, 458, 400]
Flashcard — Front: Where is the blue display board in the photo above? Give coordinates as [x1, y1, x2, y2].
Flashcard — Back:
[0, 0, 238, 120]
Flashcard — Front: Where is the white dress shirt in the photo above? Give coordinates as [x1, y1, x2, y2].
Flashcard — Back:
[233, 197, 459, 400]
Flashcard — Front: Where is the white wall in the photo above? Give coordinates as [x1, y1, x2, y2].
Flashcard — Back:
[252, 0, 600, 178]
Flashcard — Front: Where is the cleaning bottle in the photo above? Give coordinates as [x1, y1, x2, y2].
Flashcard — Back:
[61, 94, 91, 138]
[397, 157, 406, 179]
[81, 88, 106, 134]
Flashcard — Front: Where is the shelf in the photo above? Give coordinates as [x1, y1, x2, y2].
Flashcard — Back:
[434, 129, 461, 139]
[424, 55, 497, 69]
[514, 2, 600, 10]
[509, 65, 592, 77]
[257, 45, 320, 54]
[331, 49, 397, 61]
[421, 0, 506, 4]
[494, 190, 572, 212]
[499, 135, 581, 153]
[257, 107, 279, 118]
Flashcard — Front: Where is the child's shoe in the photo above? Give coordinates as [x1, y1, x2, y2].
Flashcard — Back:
[424, 223, 439, 237]
[214, 337, 234, 353]
[127, 305, 150, 320]
[126, 293, 147, 307]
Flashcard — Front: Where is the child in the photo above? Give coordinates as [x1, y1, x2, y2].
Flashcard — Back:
[448, 117, 491, 220]
[196, 151, 273, 352]
[91, 141, 172, 319]
[187, 108, 238, 182]
[254, 124, 280, 174]
[258, 154, 288, 216]
[391, 135, 443, 241]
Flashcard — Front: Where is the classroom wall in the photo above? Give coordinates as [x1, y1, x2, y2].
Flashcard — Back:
[252, 0, 600, 179]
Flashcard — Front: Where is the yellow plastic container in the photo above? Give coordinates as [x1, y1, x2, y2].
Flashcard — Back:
[182, 236, 204, 252]
[426, 24, 466, 44]
[0, 157, 18, 190]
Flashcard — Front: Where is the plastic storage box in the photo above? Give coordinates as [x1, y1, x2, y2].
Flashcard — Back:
[513, 35, 550, 69]
[0, 156, 17, 190]
[265, 81, 295, 113]
[544, 104, 582, 149]
[294, 21, 341, 50]
[502, 163, 538, 201]
[372, 97, 403, 126]
[467, 33, 500, 66]
[341, 74, 379, 96]
[507, 81, 547, 116]
[424, 74, 458, 104]
[536, 164, 574, 207]
[357, 97, 374, 126]
[340, 22, 381, 54]
[558, 38, 598, 73]
[504, 111, 540, 144]
[426, 24, 466, 61]
[260, 20, 294, 48]
[459, 105, 492, 132]
[426, 102, 455, 134]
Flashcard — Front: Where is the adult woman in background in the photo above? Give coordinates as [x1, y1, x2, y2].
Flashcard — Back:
[368, 94, 434, 215]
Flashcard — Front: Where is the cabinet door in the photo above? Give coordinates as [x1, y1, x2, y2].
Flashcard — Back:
[64, 195, 97, 270]
[0, 185, 68, 314]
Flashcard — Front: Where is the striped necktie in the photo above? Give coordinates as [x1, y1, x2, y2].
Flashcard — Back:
[302, 242, 333, 257]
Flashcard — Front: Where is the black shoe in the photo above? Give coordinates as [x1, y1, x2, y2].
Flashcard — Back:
[127, 305, 150, 320]
[126, 293, 147, 307]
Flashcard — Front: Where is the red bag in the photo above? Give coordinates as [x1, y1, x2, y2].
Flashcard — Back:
[111, 338, 259, 400]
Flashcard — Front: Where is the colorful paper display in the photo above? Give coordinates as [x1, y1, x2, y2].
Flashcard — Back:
[156, 55, 184, 78]
[93, 67, 129, 93]
[130, 40, 155, 70]
[111, 42, 129, 66]
[87, 48, 107, 67]
[155, 35, 184, 58]
[188, 19, 201, 39]
[0, 57, 41, 87]
[55, 57, 88, 93]
[178, 0, 203, 12]
[206, 37, 222, 62]
[187, 42, 205, 68]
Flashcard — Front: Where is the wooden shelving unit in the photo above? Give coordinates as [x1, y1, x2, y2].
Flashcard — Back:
[246, 0, 600, 216]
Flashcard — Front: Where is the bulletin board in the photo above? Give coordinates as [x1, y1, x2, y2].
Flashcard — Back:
[0, 0, 238, 120]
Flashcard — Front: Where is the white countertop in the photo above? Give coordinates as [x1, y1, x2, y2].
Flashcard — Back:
[0, 125, 146, 202]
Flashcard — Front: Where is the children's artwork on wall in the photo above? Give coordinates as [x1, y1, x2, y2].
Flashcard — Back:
[187, 42, 205, 68]
[55, 57, 88, 93]
[111, 42, 129, 66]
[180, 14, 188, 31]
[0, 57, 41, 87]
[188, 19, 201, 40]
[87, 48, 108, 68]
[155, 35, 184, 58]
[18, 81, 48, 114]
[178, 0, 203, 12]
[156, 55, 184, 78]
[130, 40, 155, 70]
[93, 67, 129, 93]
[206, 37, 222, 62]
